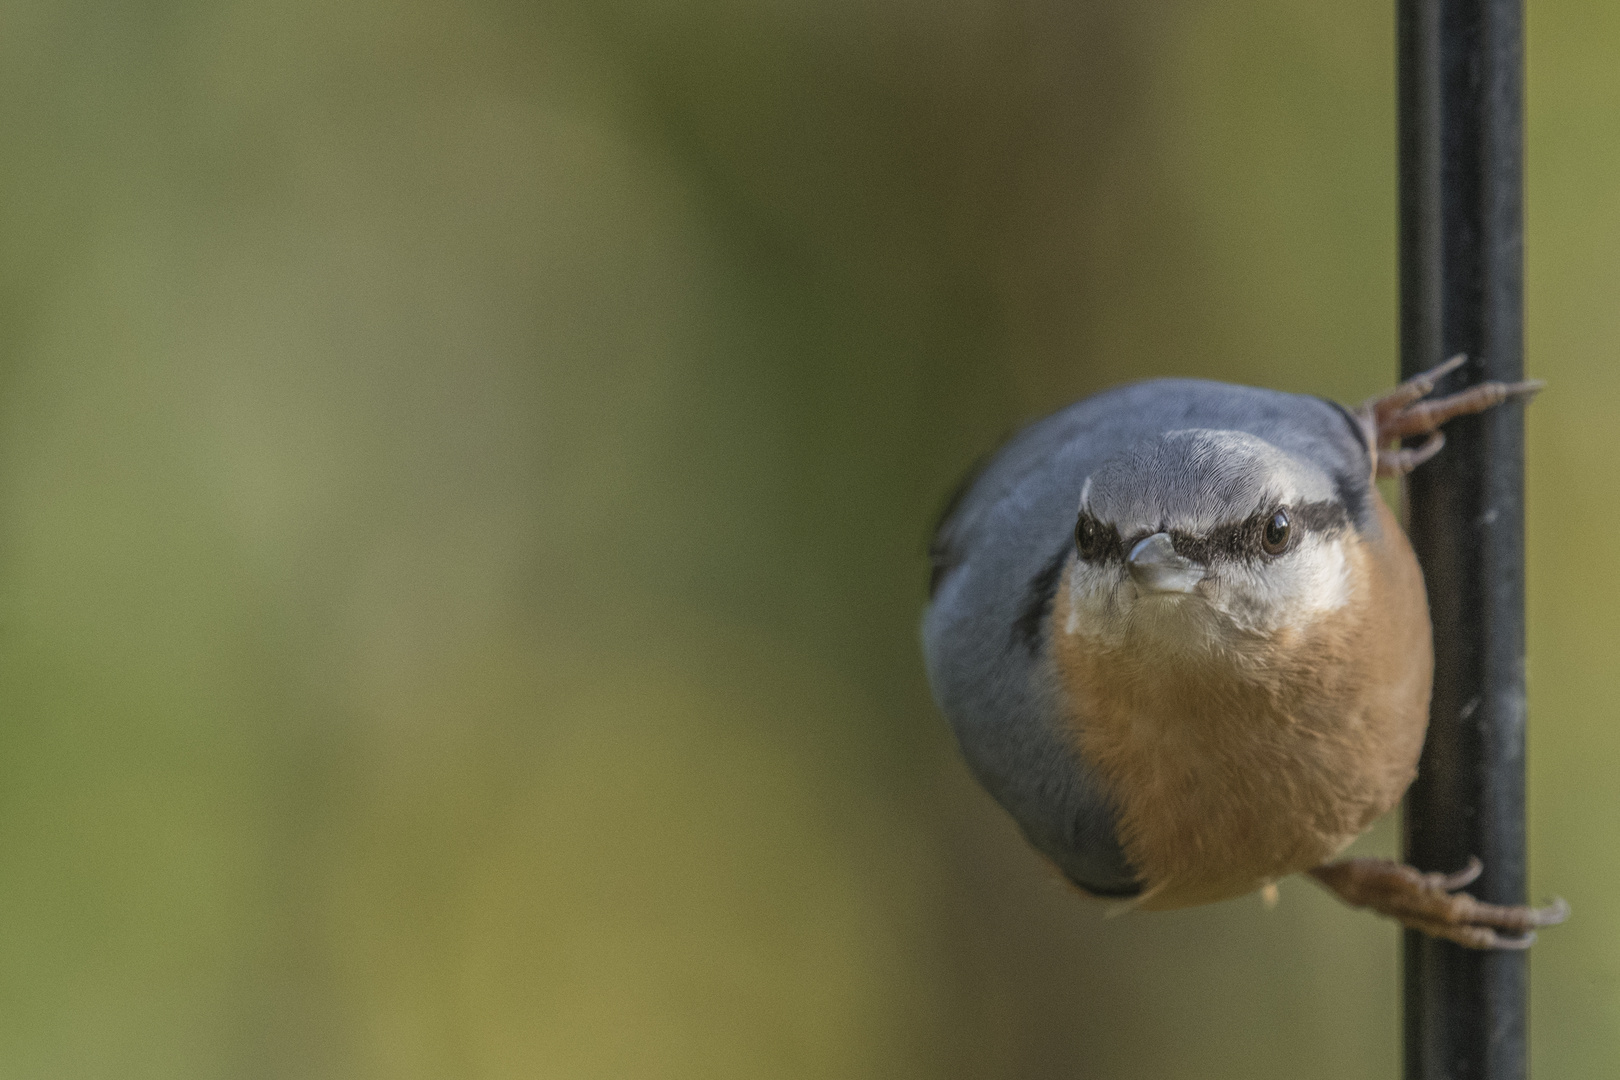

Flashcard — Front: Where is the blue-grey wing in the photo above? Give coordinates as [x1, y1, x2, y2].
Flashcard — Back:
[921, 378, 1372, 897]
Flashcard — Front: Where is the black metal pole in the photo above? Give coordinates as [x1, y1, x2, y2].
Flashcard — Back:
[1399, 0, 1529, 1076]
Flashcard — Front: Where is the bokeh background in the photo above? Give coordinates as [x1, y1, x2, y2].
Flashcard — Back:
[0, 0, 1613, 1076]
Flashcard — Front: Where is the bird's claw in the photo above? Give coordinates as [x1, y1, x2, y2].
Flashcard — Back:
[1310, 856, 1568, 951]
[1435, 855, 1483, 891]
[1357, 354, 1544, 478]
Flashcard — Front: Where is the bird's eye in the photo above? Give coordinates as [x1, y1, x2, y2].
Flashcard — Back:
[1262, 509, 1292, 555]
[1076, 514, 1103, 560]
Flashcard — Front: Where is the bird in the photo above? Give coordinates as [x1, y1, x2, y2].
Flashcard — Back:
[922, 357, 1567, 949]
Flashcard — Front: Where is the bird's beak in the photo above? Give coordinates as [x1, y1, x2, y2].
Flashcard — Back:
[1127, 533, 1206, 595]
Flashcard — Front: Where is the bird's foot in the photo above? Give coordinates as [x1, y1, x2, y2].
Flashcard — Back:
[1310, 856, 1568, 950]
[1357, 354, 1544, 478]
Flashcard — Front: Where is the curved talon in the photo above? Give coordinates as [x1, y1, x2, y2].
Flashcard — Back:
[1415, 353, 1469, 385]
[1438, 855, 1483, 891]
[1533, 896, 1572, 926]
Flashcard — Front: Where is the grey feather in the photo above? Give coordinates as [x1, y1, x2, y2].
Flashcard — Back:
[922, 378, 1374, 896]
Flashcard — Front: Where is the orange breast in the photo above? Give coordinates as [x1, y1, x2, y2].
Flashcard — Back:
[1050, 498, 1432, 909]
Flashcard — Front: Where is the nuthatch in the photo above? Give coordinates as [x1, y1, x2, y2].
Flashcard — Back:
[923, 358, 1567, 948]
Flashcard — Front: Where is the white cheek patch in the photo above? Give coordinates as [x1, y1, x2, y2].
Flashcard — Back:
[1064, 560, 1130, 646]
[1210, 535, 1352, 634]
[1306, 538, 1353, 613]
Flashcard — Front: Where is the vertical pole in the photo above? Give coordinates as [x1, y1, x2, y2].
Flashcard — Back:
[1399, 0, 1529, 1077]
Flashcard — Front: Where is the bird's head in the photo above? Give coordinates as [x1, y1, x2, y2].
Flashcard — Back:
[1062, 428, 1363, 657]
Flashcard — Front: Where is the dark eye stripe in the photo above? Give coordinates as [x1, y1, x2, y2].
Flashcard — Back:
[1088, 500, 1352, 566]
[1168, 500, 1351, 563]
[1289, 500, 1353, 533]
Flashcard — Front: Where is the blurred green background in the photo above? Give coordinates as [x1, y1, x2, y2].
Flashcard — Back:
[0, 0, 1612, 1076]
